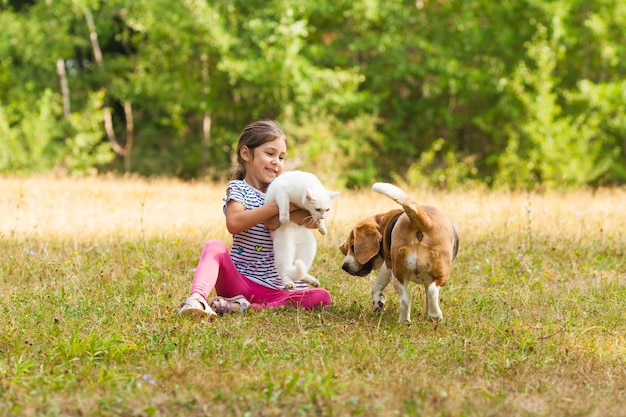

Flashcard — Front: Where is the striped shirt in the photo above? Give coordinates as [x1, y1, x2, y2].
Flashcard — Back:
[224, 180, 308, 291]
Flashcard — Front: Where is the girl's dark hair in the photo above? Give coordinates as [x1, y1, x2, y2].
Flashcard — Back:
[233, 120, 287, 180]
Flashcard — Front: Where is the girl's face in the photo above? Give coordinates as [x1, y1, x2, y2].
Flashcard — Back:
[241, 137, 286, 191]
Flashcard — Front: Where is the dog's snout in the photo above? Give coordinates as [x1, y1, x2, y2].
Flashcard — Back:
[342, 261, 373, 277]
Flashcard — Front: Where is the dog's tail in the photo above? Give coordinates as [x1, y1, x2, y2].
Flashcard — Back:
[372, 182, 433, 230]
[372, 182, 411, 205]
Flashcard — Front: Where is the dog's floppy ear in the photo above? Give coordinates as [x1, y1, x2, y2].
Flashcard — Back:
[354, 222, 382, 265]
[339, 234, 351, 256]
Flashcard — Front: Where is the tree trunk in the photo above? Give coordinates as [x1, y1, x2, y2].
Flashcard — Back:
[124, 101, 134, 172]
[84, 8, 103, 68]
[85, 6, 132, 167]
[56, 59, 70, 117]
[103, 108, 126, 157]
[200, 53, 212, 178]
[202, 111, 212, 178]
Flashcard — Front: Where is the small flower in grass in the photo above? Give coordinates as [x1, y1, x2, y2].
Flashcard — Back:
[66, 296, 72, 302]
[173, 240, 179, 246]
[542, 265, 554, 279]
[141, 374, 156, 386]
[501, 289, 507, 295]
[73, 251, 78, 256]
[164, 309, 170, 315]
[54, 317, 61, 323]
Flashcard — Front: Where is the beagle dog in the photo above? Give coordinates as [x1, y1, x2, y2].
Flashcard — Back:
[340, 183, 459, 322]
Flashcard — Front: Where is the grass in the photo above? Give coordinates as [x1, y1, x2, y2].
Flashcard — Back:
[1, 175, 624, 416]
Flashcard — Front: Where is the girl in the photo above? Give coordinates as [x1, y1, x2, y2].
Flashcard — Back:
[178, 120, 332, 318]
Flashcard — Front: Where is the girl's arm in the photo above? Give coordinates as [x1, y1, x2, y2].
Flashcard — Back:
[264, 207, 318, 231]
[225, 200, 281, 235]
[226, 200, 317, 234]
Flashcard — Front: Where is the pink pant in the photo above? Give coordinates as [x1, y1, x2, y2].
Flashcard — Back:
[189, 240, 332, 310]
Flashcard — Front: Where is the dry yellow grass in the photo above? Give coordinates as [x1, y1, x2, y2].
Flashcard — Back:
[1, 175, 226, 241]
[4, 175, 625, 242]
[3, 175, 624, 288]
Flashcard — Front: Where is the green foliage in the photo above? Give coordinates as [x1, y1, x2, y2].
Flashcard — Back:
[0, 107, 22, 170]
[567, 79, 626, 183]
[0, 89, 62, 172]
[62, 91, 115, 173]
[1, 0, 626, 188]
[0, 90, 114, 174]
[283, 111, 382, 189]
[494, 23, 618, 188]
[404, 138, 480, 190]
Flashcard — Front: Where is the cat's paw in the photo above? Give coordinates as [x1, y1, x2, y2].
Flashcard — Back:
[317, 221, 327, 235]
[283, 279, 295, 289]
[301, 275, 320, 287]
[279, 213, 290, 224]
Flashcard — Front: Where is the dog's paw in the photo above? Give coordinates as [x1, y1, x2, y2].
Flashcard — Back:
[428, 314, 443, 323]
[372, 299, 385, 313]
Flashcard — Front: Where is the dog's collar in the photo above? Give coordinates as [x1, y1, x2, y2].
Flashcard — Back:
[383, 212, 403, 253]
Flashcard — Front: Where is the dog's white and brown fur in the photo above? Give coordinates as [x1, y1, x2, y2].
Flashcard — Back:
[340, 183, 459, 322]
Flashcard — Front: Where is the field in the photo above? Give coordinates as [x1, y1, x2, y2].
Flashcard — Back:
[1, 176, 624, 417]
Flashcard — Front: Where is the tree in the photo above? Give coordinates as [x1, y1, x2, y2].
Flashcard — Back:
[1, 0, 625, 188]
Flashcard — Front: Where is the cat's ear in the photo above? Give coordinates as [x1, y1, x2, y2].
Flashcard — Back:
[306, 189, 317, 202]
[328, 191, 340, 201]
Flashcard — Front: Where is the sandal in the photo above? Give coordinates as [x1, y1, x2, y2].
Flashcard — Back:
[178, 295, 217, 319]
[209, 295, 251, 315]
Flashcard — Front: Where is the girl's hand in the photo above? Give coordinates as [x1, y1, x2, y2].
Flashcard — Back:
[264, 214, 281, 231]
[264, 208, 318, 231]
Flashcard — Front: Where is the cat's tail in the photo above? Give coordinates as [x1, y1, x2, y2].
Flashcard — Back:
[293, 260, 308, 280]
[293, 260, 320, 287]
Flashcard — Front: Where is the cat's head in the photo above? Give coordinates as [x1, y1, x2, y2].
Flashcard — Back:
[304, 189, 340, 220]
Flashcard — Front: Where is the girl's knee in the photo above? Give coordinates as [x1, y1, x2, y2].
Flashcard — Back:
[203, 239, 228, 253]
[308, 288, 332, 309]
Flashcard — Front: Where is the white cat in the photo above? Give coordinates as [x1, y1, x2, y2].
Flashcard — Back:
[265, 171, 340, 289]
